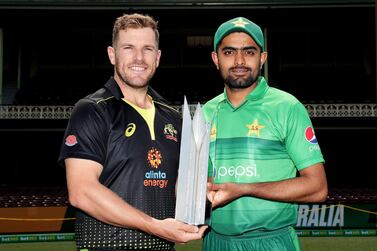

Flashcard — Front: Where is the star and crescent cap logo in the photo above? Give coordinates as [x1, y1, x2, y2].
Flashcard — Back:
[246, 119, 265, 137]
[232, 17, 250, 28]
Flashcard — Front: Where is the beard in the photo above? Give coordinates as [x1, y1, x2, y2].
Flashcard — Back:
[115, 61, 155, 89]
[224, 74, 256, 89]
[223, 66, 260, 89]
[221, 65, 260, 89]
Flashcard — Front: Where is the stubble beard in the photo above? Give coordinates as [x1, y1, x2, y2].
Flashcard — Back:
[115, 62, 155, 90]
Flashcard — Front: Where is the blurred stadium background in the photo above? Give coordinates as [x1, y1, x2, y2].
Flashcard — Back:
[0, 0, 376, 250]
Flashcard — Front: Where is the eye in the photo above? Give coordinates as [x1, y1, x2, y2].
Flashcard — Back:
[244, 49, 255, 55]
[223, 49, 234, 55]
[123, 46, 133, 51]
[144, 46, 156, 52]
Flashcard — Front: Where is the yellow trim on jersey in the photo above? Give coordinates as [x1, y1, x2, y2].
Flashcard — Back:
[123, 98, 156, 140]
[154, 100, 180, 114]
[97, 96, 115, 104]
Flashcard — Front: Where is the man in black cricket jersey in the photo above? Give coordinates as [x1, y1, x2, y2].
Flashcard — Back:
[58, 13, 207, 251]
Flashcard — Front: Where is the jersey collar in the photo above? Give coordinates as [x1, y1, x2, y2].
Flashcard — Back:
[104, 77, 123, 100]
[245, 76, 269, 101]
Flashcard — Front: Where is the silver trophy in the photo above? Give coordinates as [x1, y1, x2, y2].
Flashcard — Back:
[175, 97, 210, 225]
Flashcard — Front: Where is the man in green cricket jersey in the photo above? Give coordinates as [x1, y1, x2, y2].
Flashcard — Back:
[202, 17, 328, 251]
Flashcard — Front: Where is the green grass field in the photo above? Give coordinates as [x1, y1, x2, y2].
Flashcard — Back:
[1, 237, 377, 251]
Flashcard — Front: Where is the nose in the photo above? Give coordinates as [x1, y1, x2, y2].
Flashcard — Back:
[134, 48, 144, 62]
[234, 50, 245, 66]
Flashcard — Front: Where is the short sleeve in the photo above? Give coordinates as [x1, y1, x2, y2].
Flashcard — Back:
[284, 102, 325, 170]
[58, 99, 108, 167]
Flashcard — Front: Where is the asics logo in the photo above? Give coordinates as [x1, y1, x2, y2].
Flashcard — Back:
[125, 123, 136, 137]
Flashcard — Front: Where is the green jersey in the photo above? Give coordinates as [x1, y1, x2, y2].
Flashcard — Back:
[202, 77, 324, 236]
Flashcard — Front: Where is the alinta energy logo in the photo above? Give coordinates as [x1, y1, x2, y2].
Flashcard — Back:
[144, 147, 168, 188]
[147, 147, 162, 168]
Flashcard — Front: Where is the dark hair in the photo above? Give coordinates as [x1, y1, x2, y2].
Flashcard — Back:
[112, 13, 159, 47]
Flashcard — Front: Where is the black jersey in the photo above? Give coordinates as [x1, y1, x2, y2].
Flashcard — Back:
[58, 77, 181, 250]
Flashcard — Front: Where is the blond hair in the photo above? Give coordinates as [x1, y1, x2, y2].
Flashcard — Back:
[112, 13, 159, 47]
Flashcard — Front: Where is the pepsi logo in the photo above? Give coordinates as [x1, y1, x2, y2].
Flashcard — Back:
[305, 127, 318, 144]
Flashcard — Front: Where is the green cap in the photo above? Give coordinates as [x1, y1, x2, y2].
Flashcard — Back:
[213, 17, 265, 52]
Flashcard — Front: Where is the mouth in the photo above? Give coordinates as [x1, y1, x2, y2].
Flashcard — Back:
[230, 67, 250, 77]
[129, 65, 147, 72]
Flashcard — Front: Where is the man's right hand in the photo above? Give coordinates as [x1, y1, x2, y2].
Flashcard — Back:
[150, 218, 208, 244]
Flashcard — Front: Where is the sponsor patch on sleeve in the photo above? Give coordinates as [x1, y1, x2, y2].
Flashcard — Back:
[65, 134, 78, 146]
[305, 126, 318, 144]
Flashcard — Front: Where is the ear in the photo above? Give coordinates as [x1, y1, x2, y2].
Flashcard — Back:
[211, 51, 219, 70]
[107, 46, 115, 65]
[156, 49, 162, 68]
[260, 52, 268, 69]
